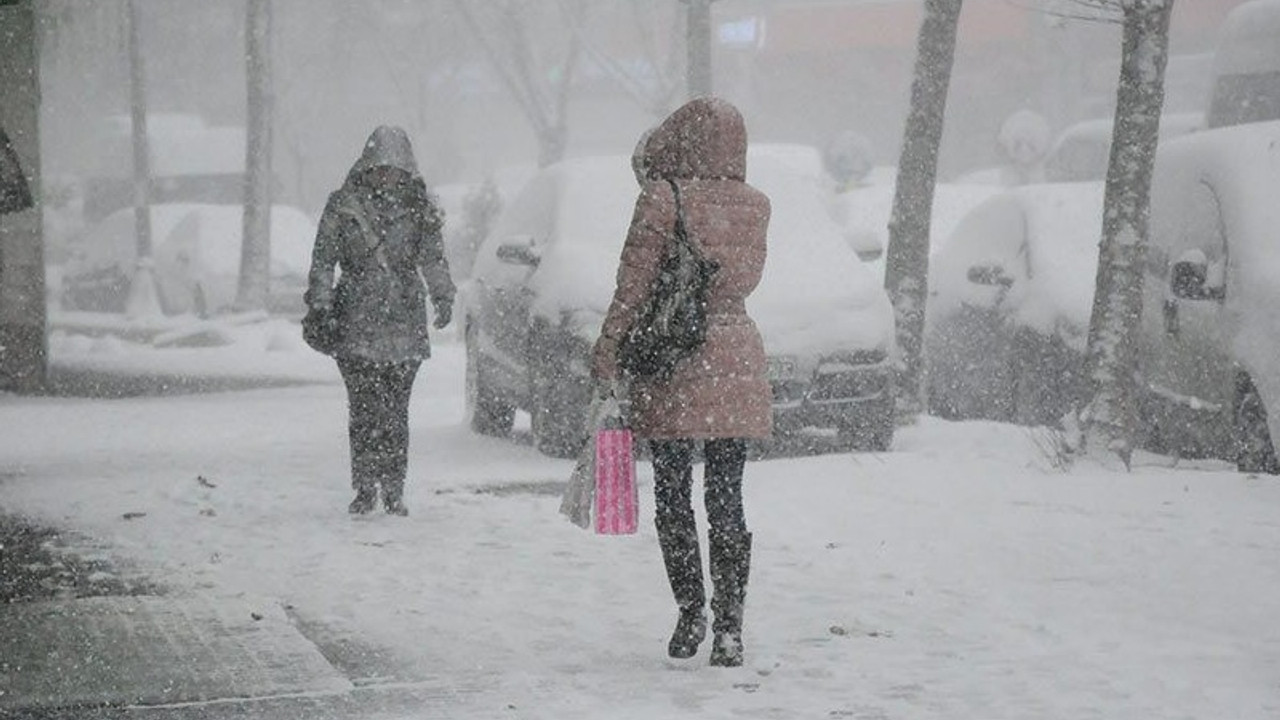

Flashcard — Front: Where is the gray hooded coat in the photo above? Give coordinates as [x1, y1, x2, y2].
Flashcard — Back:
[306, 127, 455, 362]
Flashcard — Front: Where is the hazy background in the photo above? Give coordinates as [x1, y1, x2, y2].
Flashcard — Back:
[33, 0, 1237, 223]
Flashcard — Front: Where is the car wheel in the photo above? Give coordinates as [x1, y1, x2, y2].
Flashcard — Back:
[531, 369, 588, 459]
[837, 395, 895, 452]
[1234, 374, 1279, 474]
[465, 323, 515, 437]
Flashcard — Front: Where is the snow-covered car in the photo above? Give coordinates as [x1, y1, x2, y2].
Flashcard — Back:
[923, 119, 1201, 426]
[831, 177, 1004, 278]
[61, 203, 318, 317]
[923, 182, 1104, 425]
[462, 145, 896, 457]
[1135, 0, 1280, 473]
[1042, 113, 1204, 183]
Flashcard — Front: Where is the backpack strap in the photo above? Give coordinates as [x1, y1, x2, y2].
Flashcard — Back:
[338, 196, 390, 271]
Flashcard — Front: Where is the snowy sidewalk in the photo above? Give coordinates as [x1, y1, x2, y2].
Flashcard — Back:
[1, 596, 350, 710]
[2, 339, 1280, 718]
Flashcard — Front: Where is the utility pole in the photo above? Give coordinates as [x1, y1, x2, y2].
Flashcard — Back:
[124, 0, 159, 319]
[683, 0, 716, 98]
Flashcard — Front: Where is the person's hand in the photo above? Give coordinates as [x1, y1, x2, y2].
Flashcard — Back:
[433, 300, 452, 329]
[594, 380, 617, 401]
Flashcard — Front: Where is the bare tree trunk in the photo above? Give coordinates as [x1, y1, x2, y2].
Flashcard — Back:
[124, 0, 160, 319]
[237, 0, 273, 313]
[0, 0, 47, 391]
[883, 0, 963, 415]
[1078, 0, 1174, 467]
[683, 0, 714, 99]
[540, 22, 580, 168]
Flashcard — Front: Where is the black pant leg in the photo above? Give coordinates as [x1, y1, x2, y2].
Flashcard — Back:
[338, 357, 380, 492]
[380, 361, 420, 499]
[703, 438, 748, 540]
[651, 439, 705, 611]
[703, 438, 750, 635]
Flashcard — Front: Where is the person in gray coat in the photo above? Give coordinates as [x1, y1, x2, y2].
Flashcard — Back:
[306, 126, 455, 516]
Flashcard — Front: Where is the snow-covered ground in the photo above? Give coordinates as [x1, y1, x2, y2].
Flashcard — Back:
[2, 327, 1279, 719]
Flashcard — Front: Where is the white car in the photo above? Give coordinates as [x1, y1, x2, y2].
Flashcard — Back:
[61, 203, 317, 317]
[1135, 0, 1280, 473]
[830, 171, 1003, 278]
[1137, 119, 1280, 472]
[1042, 113, 1204, 183]
[923, 117, 1201, 426]
[462, 145, 896, 457]
[924, 182, 1104, 425]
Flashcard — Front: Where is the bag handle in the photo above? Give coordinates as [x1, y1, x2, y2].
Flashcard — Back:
[666, 179, 716, 268]
[665, 179, 719, 278]
[667, 178, 690, 249]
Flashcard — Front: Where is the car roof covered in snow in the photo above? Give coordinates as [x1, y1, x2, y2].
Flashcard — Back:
[480, 145, 893, 358]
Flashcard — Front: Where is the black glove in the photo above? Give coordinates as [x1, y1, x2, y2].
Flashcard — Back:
[433, 299, 452, 329]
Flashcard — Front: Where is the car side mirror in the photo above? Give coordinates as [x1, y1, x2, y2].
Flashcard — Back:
[967, 264, 1014, 288]
[496, 239, 541, 268]
[845, 229, 884, 263]
[855, 247, 883, 263]
[1170, 258, 1225, 301]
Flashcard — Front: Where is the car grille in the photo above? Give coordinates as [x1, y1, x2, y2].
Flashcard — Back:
[768, 350, 890, 405]
[808, 365, 890, 401]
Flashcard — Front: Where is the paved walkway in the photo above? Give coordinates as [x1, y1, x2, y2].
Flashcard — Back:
[1, 596, 350, 709]
[0, 593, 501, 718]
[0, 515, 497, 719]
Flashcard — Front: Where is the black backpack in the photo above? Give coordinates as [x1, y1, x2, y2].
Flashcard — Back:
[618, 179, 720, 381]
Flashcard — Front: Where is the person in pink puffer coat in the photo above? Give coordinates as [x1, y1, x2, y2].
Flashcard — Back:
[592, 97, 772, 667]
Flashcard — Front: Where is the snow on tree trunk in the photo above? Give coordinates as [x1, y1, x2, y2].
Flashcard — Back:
[237, 0, 273, 313]
[883, 0, 963, 415]
[1078, 0, 1174, 468]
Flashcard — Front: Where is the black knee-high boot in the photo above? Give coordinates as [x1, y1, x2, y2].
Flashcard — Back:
[709, 529, 751, 667]
[652, 440, 706, 658]
[657, 517, 706, 657]
[704, 438, 751, 667]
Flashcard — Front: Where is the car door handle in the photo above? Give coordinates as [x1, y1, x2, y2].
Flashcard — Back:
[1162, 298, 1179, 337]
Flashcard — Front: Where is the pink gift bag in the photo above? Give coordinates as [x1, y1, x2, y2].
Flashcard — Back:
[594, 427, 638, 535]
